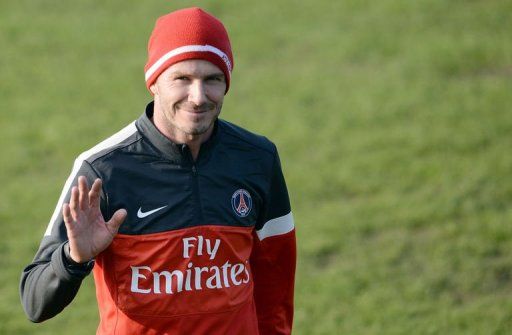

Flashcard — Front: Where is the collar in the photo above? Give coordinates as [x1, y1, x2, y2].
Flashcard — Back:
[136, 101, 219, 165]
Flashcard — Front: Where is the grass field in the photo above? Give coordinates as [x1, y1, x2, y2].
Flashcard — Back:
[1, 0, 511, 334]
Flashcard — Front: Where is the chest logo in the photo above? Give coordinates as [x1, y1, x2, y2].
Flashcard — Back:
[231, 189, 252, 217]
[137, 205, 168, 219]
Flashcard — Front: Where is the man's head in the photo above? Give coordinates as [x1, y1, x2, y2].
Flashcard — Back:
[150, 59, 226, 139]
[144, 7, 234, 94]
[145, 7, 233, 143]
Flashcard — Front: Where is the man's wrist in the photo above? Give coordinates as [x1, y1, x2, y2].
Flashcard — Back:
[64, 242, 93, 266]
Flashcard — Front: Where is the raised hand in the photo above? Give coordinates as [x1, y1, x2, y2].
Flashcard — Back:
[62, 176, 127, 263]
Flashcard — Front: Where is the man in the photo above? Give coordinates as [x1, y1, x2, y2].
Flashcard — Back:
[20, 7, 296, 335]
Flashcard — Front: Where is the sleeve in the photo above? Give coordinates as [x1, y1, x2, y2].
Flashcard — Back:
[250, 146, 296, 335]
[19, 159, 105, 322]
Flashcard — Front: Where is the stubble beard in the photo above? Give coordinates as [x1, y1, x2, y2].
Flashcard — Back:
[167, 102, 222, 137]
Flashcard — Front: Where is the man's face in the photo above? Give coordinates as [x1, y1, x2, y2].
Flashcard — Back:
[151, 59, 226, 140]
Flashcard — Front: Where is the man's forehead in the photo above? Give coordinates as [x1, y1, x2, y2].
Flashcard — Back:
[164, 59, 224, 76]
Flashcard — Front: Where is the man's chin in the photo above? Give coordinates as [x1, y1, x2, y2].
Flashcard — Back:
[182, 124, 212, 136]
[186, 129, 207, 136]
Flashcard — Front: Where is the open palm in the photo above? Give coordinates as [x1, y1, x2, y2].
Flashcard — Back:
[62, 176, 127, 263]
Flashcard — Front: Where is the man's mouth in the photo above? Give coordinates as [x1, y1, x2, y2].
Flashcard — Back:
[177, 102, 215, 114]
[182, 109, 209, 114]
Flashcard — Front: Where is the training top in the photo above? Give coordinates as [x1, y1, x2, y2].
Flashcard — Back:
[20, 102, 296, 335]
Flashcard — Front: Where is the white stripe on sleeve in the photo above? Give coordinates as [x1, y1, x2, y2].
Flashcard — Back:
[44, 122, 137, 236]
[256, 212, 295, 241]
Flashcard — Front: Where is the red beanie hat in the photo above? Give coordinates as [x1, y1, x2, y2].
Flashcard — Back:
[144, 7, 234, 93]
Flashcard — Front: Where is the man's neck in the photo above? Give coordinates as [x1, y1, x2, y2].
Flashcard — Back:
[174, 128, 213, 161]
[152, 113, 213, 161]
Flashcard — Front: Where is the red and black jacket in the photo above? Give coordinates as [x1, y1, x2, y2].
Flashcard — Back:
[20, 102, 296, 335]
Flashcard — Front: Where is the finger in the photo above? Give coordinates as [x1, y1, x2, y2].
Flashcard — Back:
[89, 178, 102, 208]
[62, 204, 76, 237]
[78, 176, 89, 211]
[69, 186, 80, 222]
[62, 203, 73, 225]
[107, 209, 127, 235]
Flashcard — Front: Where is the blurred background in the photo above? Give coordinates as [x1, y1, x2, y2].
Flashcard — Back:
[1, 0, 511, 334]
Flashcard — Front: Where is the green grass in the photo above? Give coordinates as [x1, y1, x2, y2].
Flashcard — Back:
[1, 0, 511, 334]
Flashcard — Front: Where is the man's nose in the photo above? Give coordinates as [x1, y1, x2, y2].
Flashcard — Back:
[188, 80, 208, 106]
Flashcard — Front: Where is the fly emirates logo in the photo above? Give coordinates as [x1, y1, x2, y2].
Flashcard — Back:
[130, 236, 250, 295]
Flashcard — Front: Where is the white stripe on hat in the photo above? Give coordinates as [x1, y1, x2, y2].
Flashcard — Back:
[144, 44, 232, 82]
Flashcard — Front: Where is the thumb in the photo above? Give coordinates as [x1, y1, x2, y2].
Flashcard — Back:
[107, 208, 127, 234]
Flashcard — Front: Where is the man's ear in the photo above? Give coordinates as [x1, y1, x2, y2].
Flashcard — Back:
[150, 84, 158, 95]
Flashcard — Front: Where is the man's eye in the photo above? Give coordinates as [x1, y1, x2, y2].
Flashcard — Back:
[208, 76, 224, 82]
[175, 76, 188, 81]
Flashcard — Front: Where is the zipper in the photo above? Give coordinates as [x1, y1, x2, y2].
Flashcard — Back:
[191, 163, 204, 223]
[183, 145, 203, 223]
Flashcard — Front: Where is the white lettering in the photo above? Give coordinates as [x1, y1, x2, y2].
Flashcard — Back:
[197, 235, 204, 256]
[182, 236, 221, 260]
[131, 261, 250, 294]
[231, 264, 244, 285]
[194, 266, 209, 290]
[182, 237, 197, 258]
[243, 261, 250, 284]
[206, 266, 222, 289]
[153, 270, 184, 294]
[185, 262, 193, 291]
[221, 261, 231, 288]
[206, 239, 221, 260]
[131, 266, 152, 294]
[133, 236, 254, 295]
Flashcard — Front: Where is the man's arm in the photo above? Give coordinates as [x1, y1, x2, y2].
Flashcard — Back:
[251, 147, 296, 335]
[20, 160, 125, 322]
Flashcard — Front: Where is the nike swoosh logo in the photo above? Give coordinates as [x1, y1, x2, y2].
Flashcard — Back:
[137, 205, 168, 219]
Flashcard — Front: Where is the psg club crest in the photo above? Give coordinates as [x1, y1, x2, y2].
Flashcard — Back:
[231, 189, 252, 217]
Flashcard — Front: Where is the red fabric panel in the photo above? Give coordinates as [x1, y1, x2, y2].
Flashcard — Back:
[250, 229, 296, 335]
[93, 225, 259, 334]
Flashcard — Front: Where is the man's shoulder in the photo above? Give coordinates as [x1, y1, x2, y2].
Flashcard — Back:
[77, 121, 140, 165]
[217, 119, 276, 156]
